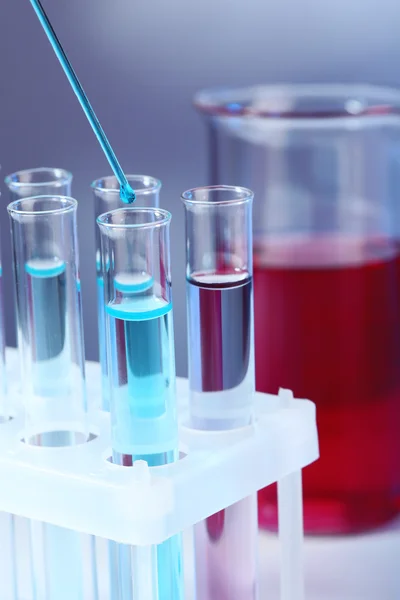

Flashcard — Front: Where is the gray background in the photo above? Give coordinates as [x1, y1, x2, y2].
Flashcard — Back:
[0, 0, 399, 375]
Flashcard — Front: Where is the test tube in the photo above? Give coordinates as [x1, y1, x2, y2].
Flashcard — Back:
[0, 183, 15, 600]
[97, 207, 183, 600]
[182, 185, 258, 600]
[5, 167, 73, 392]
[0, 193, 8, 420]
[5, 169, 73, 600]
[92, 175, 161, 411]
[5, 167, 72, 198]
[8, 195, 90, 600]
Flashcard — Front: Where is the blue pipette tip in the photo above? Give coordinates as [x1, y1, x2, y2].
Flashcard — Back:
[120, 184, 136, 204]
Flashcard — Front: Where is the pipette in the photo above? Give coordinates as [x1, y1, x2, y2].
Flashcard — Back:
[28, 0, 135, 204]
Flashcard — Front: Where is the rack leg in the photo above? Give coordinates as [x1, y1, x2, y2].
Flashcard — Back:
[278, 470, 304, 600]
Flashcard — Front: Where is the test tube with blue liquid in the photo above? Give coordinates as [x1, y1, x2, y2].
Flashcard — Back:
[97, 207, 184, 600]
[4, 167, 72, 600]
[92, 175, 161, 411]
[5, 169, 73, 388]
[182, 186, 259, 600]
[8, 195, 92, 600]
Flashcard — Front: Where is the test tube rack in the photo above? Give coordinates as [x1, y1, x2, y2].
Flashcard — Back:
[0, 349, 318, 600]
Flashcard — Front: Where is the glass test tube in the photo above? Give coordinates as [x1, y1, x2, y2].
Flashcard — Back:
[182, 186, 258, 600]
[5, 167, 73, 199]
[92, 175, 161, 411]
[0, 180, 15, 600]
[8, 195, 89, 600]
[5, 168, 73, 389]
[97, 207, 183, 600]
[0, 193, 8, 421]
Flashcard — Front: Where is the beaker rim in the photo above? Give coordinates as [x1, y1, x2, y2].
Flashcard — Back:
[5, 167, 73, 189]
[193, 83, 400, 122]
[7, 195, 77, 216]
[97, 207, 171, 230]
[91, 174, 161, 195]
[181, 185, 253, 207]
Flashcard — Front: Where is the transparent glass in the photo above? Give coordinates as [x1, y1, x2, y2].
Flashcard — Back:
[182, 186, 254, 430]
[92, 175, 161, 410]
[0, 189, 7, 421]
[4, 168, 72, 407]
[195, 84, 400, 534]
[0, 167, 14, 600]
[8, 195, 91, 600]
[5, 167, 72, 198]
[8, 196, 87, 443]
[5, 166, 73, 393]
[97, 207, 183, 600]
[182, 186, 258, 600]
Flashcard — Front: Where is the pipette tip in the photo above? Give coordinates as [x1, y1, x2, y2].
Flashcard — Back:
[120, 184, 136, 204]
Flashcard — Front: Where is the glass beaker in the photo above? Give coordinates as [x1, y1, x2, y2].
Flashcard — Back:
[92, 175, 161, 411]
[195, 84, 400, 534]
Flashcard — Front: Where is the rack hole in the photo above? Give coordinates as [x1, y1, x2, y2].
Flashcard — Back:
[23, 431, 97, 448]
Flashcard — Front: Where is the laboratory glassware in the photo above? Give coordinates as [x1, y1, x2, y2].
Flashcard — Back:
[0, 179, 14, 600]
[5, 167, 73, 386]
[182, 185, 258, 600]
[92, 175, 161, 411]
[0, 191, 7, 421]
[5, 167, 72, 199]
[8, 195, 90, 600]
[28, 0, 135, 203]
[194, 84, 400, 534]
[97, 207, 183, 600]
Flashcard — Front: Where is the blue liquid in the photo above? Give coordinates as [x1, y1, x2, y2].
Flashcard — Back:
[26, 258, 68, 400]
[98, 272, 156, 411]
[97, 277, 109, 410]
[106, 295, 177, 457]
[25, 259, 85, 600]
[106, 294, 183, 600]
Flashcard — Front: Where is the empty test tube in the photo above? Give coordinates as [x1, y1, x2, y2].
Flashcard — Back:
[5, 167, 72, 199]
[182, 185, 258, 600]
[0, 194, 8, 422]
[97, 207, 184, 600]
[92, 175, 161, 411]
[0, 186, 16, 600]
[8, 195, 90, 600]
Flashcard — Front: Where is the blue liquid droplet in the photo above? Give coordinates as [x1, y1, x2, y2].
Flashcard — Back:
[120, 183, 136, 204]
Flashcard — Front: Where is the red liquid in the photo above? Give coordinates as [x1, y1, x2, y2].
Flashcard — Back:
[254, 235, 400, 534]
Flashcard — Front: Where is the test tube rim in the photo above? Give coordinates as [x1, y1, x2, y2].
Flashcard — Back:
[181, 185, 253, 207]
[4, 167, 72, 189]
[7, 195, 77, 217]
[91, 174, 162, 195]
[97, 206, 171, 230]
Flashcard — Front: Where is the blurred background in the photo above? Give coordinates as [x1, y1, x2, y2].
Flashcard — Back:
[0, 0, 400, 375]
